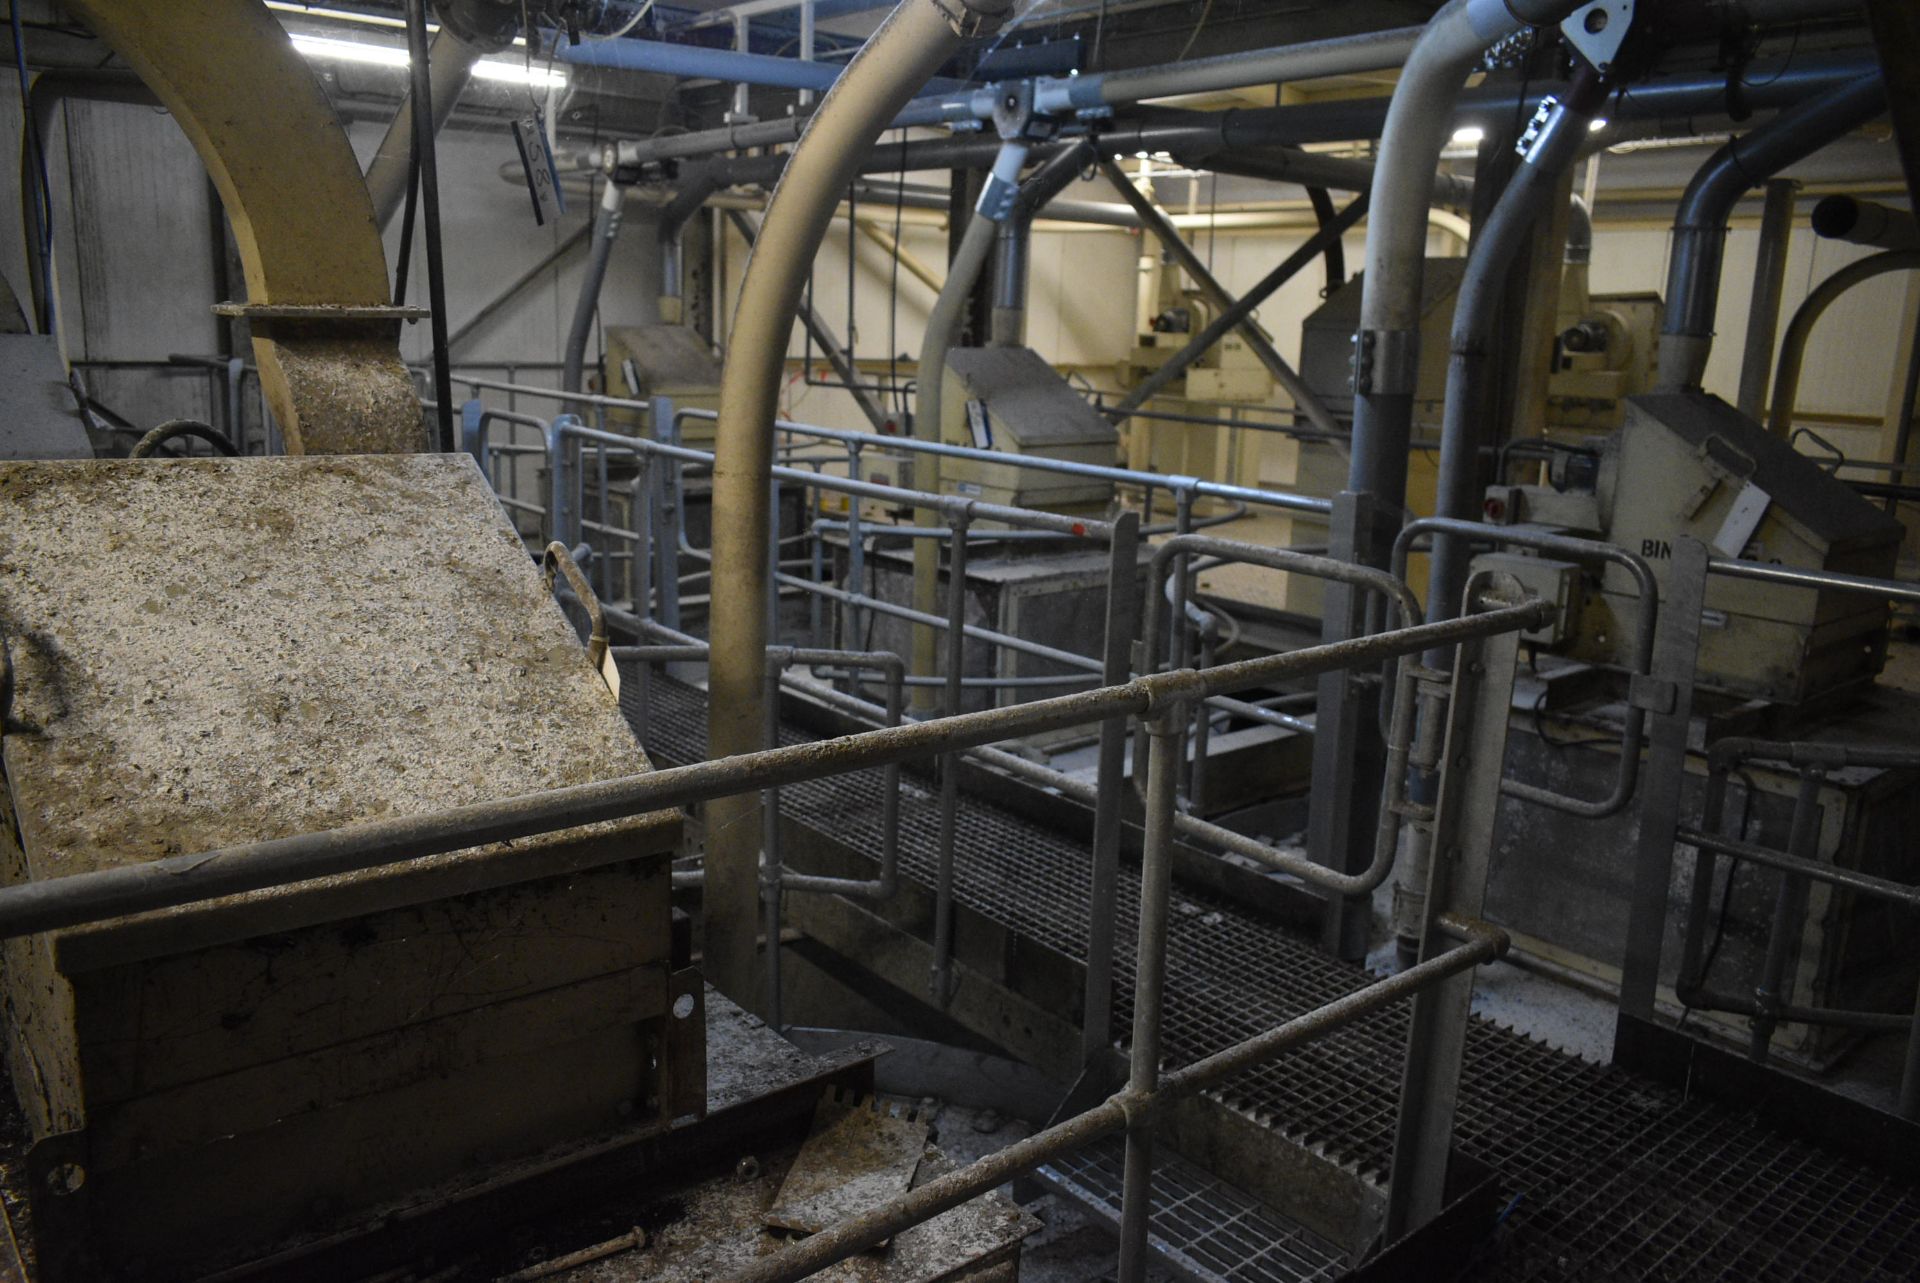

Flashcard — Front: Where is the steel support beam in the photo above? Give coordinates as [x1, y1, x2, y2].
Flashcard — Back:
[1098, 157, 1343, 436]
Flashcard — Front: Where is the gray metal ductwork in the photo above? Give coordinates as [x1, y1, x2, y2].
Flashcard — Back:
[704, 0, 1015, 1005]
[1657, 74, 1888, 391]
[364, 27, 489, 229]
[561, 179, 628, 396]
[1811, 194, 1920, 251]
[992, 140, 1094, 347]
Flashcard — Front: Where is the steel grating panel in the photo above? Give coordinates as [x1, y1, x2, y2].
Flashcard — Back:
[631, 673, 1920, 1282]
[1037, 1137, 1347, 1283]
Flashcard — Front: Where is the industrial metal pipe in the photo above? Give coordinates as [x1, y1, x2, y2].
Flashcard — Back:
[1657, 74, 1887, 391]
[911, 140, 1030, 699]
[658, 173, 719, 318]
[993, 139, 1095, 346]
[365, 26, 487, 227]
[706, 0, 1010, 1003]
[1427, 75, 1603, 654]
[603, 51, 1875, 174]
[1737, 178, 1797, 419]
[562, 179, 628, 395]
[1345, 0, 1584, 514]
[1766, 250, 1920, 437]
[559, 33, 846, 92]
[1811, 194, 1919, 250]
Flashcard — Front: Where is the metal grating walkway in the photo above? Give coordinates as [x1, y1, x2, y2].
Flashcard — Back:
[1038, 1137, 1347, 1283]
[629, 672, 1920, 1282]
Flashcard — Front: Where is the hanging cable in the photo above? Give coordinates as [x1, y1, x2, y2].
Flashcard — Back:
[405, 0, 455, 451]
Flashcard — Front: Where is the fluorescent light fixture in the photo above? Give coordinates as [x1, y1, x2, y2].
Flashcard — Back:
[472, 59, 568, 88]
[288, 32, 566, 89]
[1451, 125, 1485, 145]
[290, 32, 408, 68]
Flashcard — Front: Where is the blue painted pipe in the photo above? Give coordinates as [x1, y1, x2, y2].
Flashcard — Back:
[559, 35, 844, 90]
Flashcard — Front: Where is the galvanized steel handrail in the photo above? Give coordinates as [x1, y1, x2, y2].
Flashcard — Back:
[1392, 517, 1659, 818]
[0, 600, 1547, 940]
[675, 406, 1337, 516]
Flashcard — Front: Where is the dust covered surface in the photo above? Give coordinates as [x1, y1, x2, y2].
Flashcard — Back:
[0, 455, 663, 890]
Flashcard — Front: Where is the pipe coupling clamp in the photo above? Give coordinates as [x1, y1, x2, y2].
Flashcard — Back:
[1351, 328, 1421, 396]
[931, 0, 1016, 39]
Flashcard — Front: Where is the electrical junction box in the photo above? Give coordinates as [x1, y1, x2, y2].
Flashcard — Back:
[938, 345, 1118, 513]
[1470, 550, 1584, 646]
[0, 455, 701, 1279]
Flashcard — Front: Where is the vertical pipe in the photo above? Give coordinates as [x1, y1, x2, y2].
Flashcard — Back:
[798, 0, 817, 108]
[365, 26, 485, 228]
[930, 510, 972, 1005]
[1737, 179, 1797, 421]
[1749, 769, 1824, 1063]
[1658, 76, 1888, 391]
[764, 658, 786, 1029]
[912, 144, 1030, 706]
[1082, 511, 1141, 1068]
[706, 0, 984, 1001]
[733, 15, 754, 120]
[1118, 715, 1182, 1283]
[846, 441, 867, 651]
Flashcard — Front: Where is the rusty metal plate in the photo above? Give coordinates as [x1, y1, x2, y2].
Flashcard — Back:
[764, 1088, 931, 1239]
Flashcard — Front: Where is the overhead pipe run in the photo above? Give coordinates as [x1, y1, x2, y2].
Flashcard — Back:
[1811, 194, 1920, 251]
[705, 0, 1015, 1006]
[1657, 74, 1888, 392]
[599, 50, 1876, 175]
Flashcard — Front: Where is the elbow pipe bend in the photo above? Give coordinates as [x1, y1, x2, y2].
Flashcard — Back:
[1766, 250, 1920, 436]
[1345, 0, 1584, 504]
[1659, 74, 1887, 389]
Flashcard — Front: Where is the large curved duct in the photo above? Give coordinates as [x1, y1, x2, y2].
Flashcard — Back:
[1657, 74, 1888, 391]
[63, 0, 425, 454]
[702, 0, 1013, 1003]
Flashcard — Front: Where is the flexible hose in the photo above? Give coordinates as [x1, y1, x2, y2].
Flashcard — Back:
[130, 419, 242, 459]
